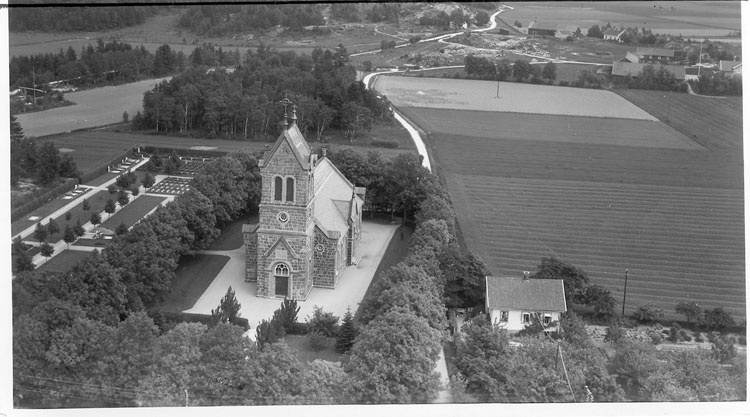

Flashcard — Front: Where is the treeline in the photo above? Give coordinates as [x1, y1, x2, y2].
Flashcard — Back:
[464, 55, 560, 85]
[689, 72, 742, 96]
[10, 39, 184, 90]
[11, 117, 79, 187]
[620, 64, 688, 92]
[13, 152, 262, 407]
[133, 45, 392, 140]
[9, 6, 147, 32]
[177, 4, 324, 36]
[419, 7, 479, 30]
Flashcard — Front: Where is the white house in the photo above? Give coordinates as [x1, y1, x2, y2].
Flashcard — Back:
[485, 273, 567, 332]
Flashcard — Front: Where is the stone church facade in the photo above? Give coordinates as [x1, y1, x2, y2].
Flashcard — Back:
[242, 113, 364, 300]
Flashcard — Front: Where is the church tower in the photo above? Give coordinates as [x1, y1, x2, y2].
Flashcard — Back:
[244, 105, 318, 299]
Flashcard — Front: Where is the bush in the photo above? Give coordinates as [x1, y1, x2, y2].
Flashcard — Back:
[649, 332, 663, 345]
[695, 334, 704, 343]
[307, 331, 329, 352]
[679, 330, 691, 342]
[604, 324, 625, 344]
[371, 139, 399, 148]
[278, 299, 302, 334]
[632, 303, 664, 324]
[306, 306, 339, 337]
[668, 327, 680, 343]
[738, 336, 746, 346]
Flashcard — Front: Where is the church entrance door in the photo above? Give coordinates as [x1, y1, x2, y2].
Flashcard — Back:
[275, 275, 288, 297]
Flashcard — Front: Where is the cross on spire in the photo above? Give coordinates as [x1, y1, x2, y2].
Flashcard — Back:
[279, 95, 294, 129]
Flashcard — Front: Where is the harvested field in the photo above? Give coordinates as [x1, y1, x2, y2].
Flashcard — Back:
[99, 195, 167, 230]
[374, 76, 656, 120]
[447, 174, 745, 319]
[413, 103, 744, 321]
[401, 107, 700, 150]
[613, 89, 743, 152]
[16, 77, 171, 138]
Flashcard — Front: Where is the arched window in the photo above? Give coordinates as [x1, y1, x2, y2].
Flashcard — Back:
[274, 176, 283, 201]
[274, 263, 290, 277]
[285, 177, 295, 202]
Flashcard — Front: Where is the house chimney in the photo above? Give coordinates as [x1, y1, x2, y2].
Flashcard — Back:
[523, 271, 530, 281]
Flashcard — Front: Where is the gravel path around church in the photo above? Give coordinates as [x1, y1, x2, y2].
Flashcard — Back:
[184, 221, 398, 339]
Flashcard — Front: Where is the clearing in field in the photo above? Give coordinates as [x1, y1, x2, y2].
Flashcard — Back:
[400, 107, 700, 150]
[447, 174, 745, 319]
[374, 76, 657, 120]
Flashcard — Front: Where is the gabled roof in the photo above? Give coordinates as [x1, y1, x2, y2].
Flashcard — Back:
[719, 60, 742, 72]
[313, 157, 363, 237]
[636, 47, 675, 58]
[603, 27, 626, 37]
[528, 21, 558, 32]
[260, 124, 311, 170]
[486, 276, 567, 312]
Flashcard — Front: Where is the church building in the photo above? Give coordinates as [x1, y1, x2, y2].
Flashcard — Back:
[242, 108, 365, 300]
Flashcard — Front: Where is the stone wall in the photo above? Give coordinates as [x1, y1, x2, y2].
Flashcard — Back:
[313, 228, 338, 288]
[244, 229, 258, 282]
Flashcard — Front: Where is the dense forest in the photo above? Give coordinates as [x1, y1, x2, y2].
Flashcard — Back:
[9, 6, 147, 32]
[133, 44, 392, 140]
[10, 39, 184, 90]
[177, 4, 324, 36]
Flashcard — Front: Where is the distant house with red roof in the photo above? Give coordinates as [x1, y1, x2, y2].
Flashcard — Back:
[485, 273, 567, 332]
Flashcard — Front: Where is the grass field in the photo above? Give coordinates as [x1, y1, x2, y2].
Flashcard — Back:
[208, 213, 259, 251]
[613, 89, 743, 152]
[374, 76, 656, 120]
[11, 187, 91, 236]
[401, 107, 700, 150]
[99, 195, 167, 231]
[404, 100, 744, 321]
[158, 254, 230, 313]
[16, 77, 171, 138]
[35, 249, 93, 274]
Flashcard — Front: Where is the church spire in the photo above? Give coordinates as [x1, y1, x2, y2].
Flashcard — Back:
[279, 95, 293, 130]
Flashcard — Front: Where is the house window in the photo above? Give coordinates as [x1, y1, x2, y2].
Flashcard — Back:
[274, 177, 283, 201]
[543, 314, 553, 325]
[274, 263, 289, 277]
[500, 311, 509, 322]
[285, 177, 295, 202]
[522, 313, 531, 324]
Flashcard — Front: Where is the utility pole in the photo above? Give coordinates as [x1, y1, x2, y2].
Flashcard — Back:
[495, 63, 500, 98]
[621, 269, 629, 316]
[184, 389, 189, 407]
[32, 66, 36, 106]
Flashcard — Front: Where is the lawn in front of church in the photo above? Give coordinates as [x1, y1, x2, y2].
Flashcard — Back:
[157, 254, 231, 313]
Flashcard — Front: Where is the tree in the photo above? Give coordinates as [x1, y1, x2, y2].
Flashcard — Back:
[701, 307, 735, 331]
[362, 60, 373, 72]
[65, 211, 72, 221]
[122, 111, 129, 123]
[63, 225, 76, 249]
[675, 301, 702, 326]
[46, 217, 60, 237]
[104, 198, 117, 218]
[73, 219, 85, 237]
[335, 307, 356, 353]
[532, 257, 589, 304]
[474, 10, 490, 26]
[115, 223, 129, 235]
[36, 142, 61, 185]
[581, 284, 617, 319]
[33, 222, 48, 243]
[542, 61, 557, 81]
[211, 286, 241, 325]
[513, 59, 531, 81]
[587, 24, 603, 38]
[82, 198, 90, 211]
[90, 212, 101, 226]
[108, 184, 118, 194]
[10, 113, 24, 141]
[142, 172, 155, 188]
[40, 242, 54, 262]
[604, 323, 626, 344]
[306, 306, 339, 337]
[117, 189, 130, 207]
[633, 303, 664, 324]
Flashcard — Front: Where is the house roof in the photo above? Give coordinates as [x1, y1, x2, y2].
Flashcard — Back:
[603, 28, 626, 37]
[611, 61, 685, 80]
[528, 21, 558, 32]
[635, 47, 675, 58]
[260, 123, 311, 170]
[486, 276, 567, 312]
[719, 60, 742, 72]
[313, 157, 363, 239]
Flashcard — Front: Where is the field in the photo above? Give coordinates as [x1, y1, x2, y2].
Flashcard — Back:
[15, 190, 112, 241]
[15, 77, 171, 138]
[612, 89, 743, 152]
[35, 249, 93, 274]
[400, 79, 744, 320]
[374, 76, 656, 120]
[99, 195, 167, 230]
[500, 1, 741, 37]
[11, 187, 91, 236]
[158, 254, 230, 313]
[402, 107, 700, 150]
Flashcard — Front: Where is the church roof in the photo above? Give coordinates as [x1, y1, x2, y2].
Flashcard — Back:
[313, 157, 363, 238]
[260, 124, 312, 170]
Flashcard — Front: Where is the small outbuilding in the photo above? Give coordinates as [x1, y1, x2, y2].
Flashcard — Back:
[485, 272, 567, 332]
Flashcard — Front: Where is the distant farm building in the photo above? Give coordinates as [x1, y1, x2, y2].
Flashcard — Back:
[623, 47, 684, 65]
[527, 22, 581, 39]
[602, 27, 627, 42]
[497, 28, 509, 36]
[719, 60, 742, 76]
[611, 61, 686, 81]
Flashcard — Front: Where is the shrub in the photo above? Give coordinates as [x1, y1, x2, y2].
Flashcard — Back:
[632, 303, 664, 324]
[306, 306, 339, 337]
[278, 299, 301, 334]
[668, 327, 680, 343]
[694, 334, 704, 343]
[308, 331, 329, 352]
[371, 139, 399, 148]
[107, 184, 118, 194]
[649, 332, 662, 345]
[738, 336, 746, 345]
[679, 330, 691, 342]
[604, 324, 625, 344]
